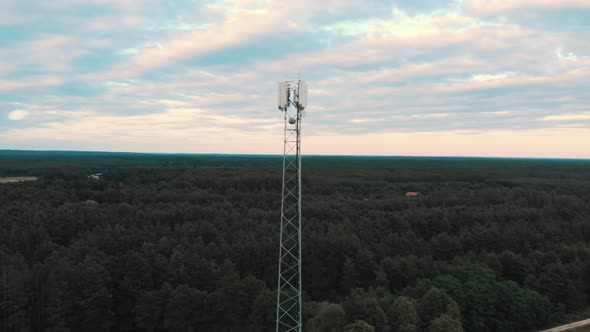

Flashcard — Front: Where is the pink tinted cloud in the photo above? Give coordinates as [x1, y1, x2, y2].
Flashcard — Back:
[100, 0, 369, 78]
[120, 5, 289, 75]
[85, 16, 145, 31]
[2, 0, 589, 158]
[44, 0, 159, 10]
[258, 21, 535, 73]
[305, 129, 590, 159]
[0, 77, 64, 93]
[0, 34, 115, 90]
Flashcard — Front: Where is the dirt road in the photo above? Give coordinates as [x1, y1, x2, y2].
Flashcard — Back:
[540, 318, 590, 332]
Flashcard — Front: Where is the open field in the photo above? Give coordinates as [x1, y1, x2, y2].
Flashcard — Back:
[0, 176, 38, 183]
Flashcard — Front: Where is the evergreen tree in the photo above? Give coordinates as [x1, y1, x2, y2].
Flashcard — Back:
[428, 314, 463, 332]
[417, 287, 460, 329]
[248, 288, 275, 332]
[164, 284, 209, 332]
[343, 320, 376, 332]
[307, 302, 346, 332]
[135, 283, 172, 332]
[387, 296, 418, 332]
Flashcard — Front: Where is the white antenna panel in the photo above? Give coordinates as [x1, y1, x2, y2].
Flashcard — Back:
[278, 82, 288, 110]
[298, 81, 307, 109]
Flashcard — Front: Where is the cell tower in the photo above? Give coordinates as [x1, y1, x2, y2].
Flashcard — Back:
[276, 80, 307, 332]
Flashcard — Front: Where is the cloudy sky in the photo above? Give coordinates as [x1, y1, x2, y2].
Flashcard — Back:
[0, 0, 589, 158]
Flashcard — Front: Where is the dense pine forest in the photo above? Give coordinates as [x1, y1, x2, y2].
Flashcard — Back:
[1, 150, 590, 332]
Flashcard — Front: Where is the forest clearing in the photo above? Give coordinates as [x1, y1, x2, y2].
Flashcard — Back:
[0, 176, 38, 183]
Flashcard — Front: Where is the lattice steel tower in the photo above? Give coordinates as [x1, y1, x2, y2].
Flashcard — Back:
[276, 80, 308, 332]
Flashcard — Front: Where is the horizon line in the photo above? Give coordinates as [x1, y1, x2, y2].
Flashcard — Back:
[1, 148, 589, 161]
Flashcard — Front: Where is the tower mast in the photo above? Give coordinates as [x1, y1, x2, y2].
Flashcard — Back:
[276, 80, 307, 332]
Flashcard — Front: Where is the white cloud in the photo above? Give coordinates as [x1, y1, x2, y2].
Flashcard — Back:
[391, 113, 451, 120]
[470, 72, 516, 82]
[539, 114, 590, 122]
[118, 48, 140, 56]
[319, 5, 474, 38]
[8, 110, 30, 120]
[480, 111, 511, 115]
[413, 113, 450, 119]
[105, 81, 131, 87]
[556, 48, 590, 64]
[348, 118, 385, 123]
[464, 0, 590, 16]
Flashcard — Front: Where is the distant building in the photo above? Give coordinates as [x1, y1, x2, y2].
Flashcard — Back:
[405, 191, 421, 197]
[88, 173, 103, 180]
